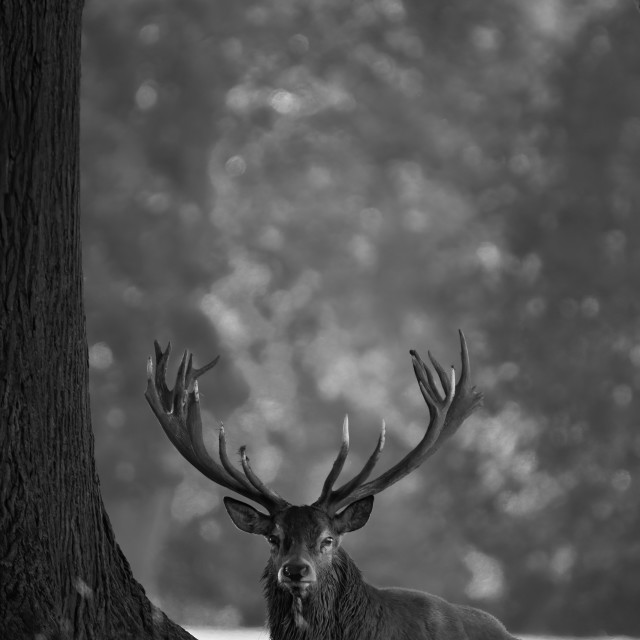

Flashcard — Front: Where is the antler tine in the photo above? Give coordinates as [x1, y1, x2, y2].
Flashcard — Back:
[171, 350, 189, 415]
[191, 355, 220, 381]
[153, 340, 173, 408]
[441, 331, 483, 439]
[315, 415, 351, 507]
[217, 423, 258, 491]
[239, 447, 289, 507]
[216, 421, 288, 509]
[457, 328, 470, 388]
[317, 420, 386, 510]
[145, 343, 289, 513]
[324, 331, 481, 513]
[427, 351, 451, 399]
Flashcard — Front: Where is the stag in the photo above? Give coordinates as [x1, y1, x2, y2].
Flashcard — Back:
[145, 331, 517, 640]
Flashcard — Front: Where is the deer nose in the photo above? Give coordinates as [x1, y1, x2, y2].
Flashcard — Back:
[282, 562, 310, 581]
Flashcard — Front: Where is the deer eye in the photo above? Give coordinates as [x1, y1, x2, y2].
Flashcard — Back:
[267, 535, 279, 546]
[321, 536, 334, 548]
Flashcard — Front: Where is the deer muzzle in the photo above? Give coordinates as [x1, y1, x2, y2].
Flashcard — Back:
[278, 558, 317, 594]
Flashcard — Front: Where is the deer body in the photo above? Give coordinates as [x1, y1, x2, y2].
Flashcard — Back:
[224, 503, 513, 640]
[145, 332, 518, 640]
[264, 547, 513, 640]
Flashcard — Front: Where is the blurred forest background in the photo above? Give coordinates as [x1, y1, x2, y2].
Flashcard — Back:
[80, 0, 640, 633]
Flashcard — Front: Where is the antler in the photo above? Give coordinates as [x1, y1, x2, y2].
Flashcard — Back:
[314, 330, 483, 514]
[145, 341, 290, 514]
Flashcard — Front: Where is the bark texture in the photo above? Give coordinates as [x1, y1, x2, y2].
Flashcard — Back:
[0, 2, 193, 638]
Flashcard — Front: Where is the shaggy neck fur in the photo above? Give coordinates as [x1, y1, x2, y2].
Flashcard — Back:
[262, 548, 379, 640]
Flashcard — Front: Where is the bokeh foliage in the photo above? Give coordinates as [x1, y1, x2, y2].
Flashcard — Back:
[81, 0, 640, 632]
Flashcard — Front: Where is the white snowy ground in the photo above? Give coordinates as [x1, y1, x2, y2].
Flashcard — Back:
[187, 632, 637, 640]
[186, 630, 268, 640]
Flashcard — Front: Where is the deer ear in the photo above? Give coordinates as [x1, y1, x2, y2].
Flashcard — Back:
[333, 496, 374, 534]
[224, 497, 272, 535]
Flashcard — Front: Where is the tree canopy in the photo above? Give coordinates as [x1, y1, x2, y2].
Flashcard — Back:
[80, 1, 640, 632]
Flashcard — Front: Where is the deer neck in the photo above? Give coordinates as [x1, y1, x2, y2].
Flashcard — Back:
[262, 548, 376, 640]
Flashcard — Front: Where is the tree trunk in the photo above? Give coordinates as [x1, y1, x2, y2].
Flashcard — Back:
[0, 3, 194, 638]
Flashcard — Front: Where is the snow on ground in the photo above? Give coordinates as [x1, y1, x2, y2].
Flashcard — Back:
[187, 632, 637, 640]
[186, 629, 268, 640]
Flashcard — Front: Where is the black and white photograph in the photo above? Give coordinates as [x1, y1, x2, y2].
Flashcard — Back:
[1, 1, 639, 638]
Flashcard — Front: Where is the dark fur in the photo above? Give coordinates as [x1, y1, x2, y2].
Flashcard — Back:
[262, 547, 517, 640]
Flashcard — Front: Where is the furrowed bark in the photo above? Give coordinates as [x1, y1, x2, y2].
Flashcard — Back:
[0, 2, 193, 637]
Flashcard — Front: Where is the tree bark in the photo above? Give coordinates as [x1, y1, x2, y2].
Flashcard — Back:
[0, 2, 194, 638]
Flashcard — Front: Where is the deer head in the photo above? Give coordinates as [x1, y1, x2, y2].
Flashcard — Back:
[145, 332, 482, 613]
